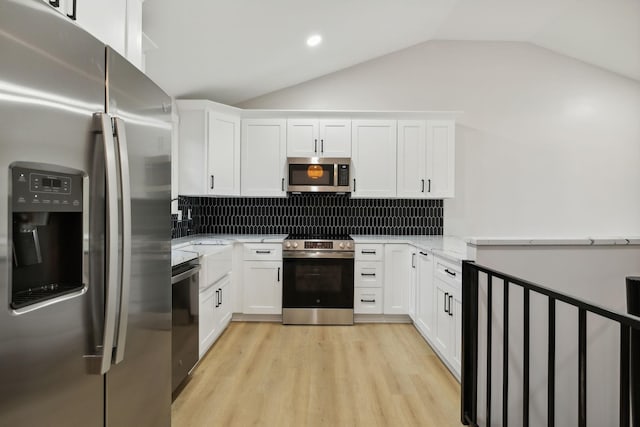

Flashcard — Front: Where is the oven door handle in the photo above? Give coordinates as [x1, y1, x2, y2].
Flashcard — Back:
[283, 251, 355, 259]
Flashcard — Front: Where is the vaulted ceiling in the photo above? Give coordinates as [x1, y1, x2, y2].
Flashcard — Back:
[142, 0, 640, 105]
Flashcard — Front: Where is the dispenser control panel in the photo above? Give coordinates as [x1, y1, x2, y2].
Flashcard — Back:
[29, 173, 72, 194]
[11, 165, 83, 212]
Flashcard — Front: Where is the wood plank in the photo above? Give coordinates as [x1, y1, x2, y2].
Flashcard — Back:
[172, 322, 461, 427]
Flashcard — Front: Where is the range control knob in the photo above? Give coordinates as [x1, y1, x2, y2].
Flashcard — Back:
[293, 242, 299, 248]
[339, 242, 345, 249]
[346, 242, 353, 249]
[284, 242, 291, 248]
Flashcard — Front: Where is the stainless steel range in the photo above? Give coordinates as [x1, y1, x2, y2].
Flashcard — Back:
[282, 235, 354, 325]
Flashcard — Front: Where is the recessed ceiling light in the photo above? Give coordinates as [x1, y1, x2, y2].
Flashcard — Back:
[306, 34, 322, 47]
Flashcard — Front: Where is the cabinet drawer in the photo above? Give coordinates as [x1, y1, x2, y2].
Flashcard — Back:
[355, 244, 384, 261]
[355, 261, 383, 288]
[354, 288, 383, 314]
[243, 243, 282, 261]
[434, 257, 461, 288]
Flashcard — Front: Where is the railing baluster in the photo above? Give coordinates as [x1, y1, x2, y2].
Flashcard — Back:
[578, 308, 587, 427]
[620, 324, 630, 427]
[486, 274, 493, 427]
[461, 261, 479, 425]
[523, 288, 530, 427]
[549, 298, 556, 427]
[503, 281, 509, 427]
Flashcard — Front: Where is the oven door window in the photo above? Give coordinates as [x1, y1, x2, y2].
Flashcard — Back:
[289, 164, 334, 186]
[283, 258, 354, 308]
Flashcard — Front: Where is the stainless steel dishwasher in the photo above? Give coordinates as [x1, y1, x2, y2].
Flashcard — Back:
[171, 260, 200, 397]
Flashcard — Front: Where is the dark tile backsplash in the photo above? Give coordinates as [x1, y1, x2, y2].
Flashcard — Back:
[171, 194, 443, 238]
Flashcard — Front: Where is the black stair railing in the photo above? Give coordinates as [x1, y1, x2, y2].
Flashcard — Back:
[461, 261, 640, 427]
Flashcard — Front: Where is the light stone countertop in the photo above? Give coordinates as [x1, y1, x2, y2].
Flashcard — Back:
[171, 234, 288, 267]
[173, 234, 469, 264]
[466, 236, 640, 246]
[351, 235, 469, 263]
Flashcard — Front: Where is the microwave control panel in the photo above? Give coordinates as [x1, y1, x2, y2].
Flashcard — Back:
[337, 164, 350, 186]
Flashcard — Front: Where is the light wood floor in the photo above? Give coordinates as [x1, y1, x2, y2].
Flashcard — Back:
[172, 322, 461, 427]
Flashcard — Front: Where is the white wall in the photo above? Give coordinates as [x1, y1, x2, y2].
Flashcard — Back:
[239, 41, 640, 238]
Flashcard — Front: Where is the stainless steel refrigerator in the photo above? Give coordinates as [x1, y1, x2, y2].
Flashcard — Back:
[0, 1, 172, 426]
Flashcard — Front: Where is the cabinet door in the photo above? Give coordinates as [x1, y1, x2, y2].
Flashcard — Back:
[124, 0, 143, 68]
[383, 244, 411, 315]
[319, 120, 351, 157]
[433, 281, 452, 356]
[242, 261, 282, 314]
[408, 249, 418, 321]
[209, 112, 240, 196]
[397, 120, 426, 198]
[426, 120, 455, 198]
[351, 120, 397, 198]
[215, 275, 233, 332]
[75, 0, 127, 56]
[287, 119, 318, 157]
[199, 285, 217, 357]
[241, 119, 287, 197]
[178, 108, 207, 195]
[451, 292, 462, 375]
[416, 251, 434, 338]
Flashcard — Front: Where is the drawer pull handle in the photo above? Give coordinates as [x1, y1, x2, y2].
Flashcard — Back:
[445, 268, 457, 277]
[360, 273, 376, 277]
[361, 299, 376, 303]
[256, 250, 272, 254]
[419, 251, 429, 256]
[361, 250, 376, 254]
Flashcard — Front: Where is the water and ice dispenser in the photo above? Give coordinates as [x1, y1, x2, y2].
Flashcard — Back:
[10, 163, 85, 309]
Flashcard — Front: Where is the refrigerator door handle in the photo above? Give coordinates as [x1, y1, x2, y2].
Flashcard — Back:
[113, 118, 131, 365]
[87, 113, 119, 375]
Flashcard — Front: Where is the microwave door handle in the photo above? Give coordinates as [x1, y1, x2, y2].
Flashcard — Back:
[86, 113, 119, 375]
[113, 118, 131, 365]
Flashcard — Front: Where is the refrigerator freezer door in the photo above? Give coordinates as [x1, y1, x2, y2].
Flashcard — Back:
[0, 1, 106, 426]
[104, 48, 172, 427]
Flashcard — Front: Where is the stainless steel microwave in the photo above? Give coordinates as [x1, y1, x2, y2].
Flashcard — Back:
[287, 157, 351, 193]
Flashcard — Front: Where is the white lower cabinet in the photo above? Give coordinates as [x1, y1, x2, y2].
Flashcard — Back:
[354, 244, 384, 314]
[408, 248, 418, 321]
[199, 274, 233, 358]
[199, 283, 217, 358]
[242, 243, 282, 315]
[415, 250, 435, 339]
[431, 256, 462, 377]
[354, 288, 383, 314]
[383, 244, 412, 315]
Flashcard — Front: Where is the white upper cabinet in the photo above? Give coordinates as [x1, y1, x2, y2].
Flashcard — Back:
[75, 0, 127, 55]
[286, 119, 351, 158]
[177, 101, 241, 196]
[241, 119, 287, 197]
[124, 0, 143, 69]
[43, 0, 142, 67]
[351, 120, 397, 198]
[426, 120, 455, 198]
[208, 113, 241, 196]
[397, 120, 456, 198]
[397, 120, 426, 198]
